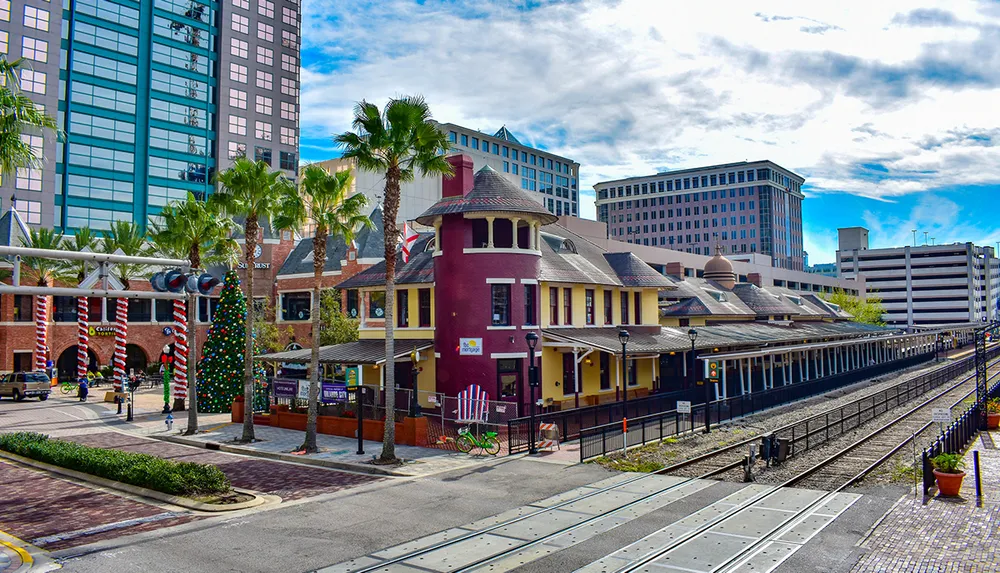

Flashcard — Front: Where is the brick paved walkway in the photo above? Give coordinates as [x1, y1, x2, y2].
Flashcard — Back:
[0, 460, 199, 552]
[851, 431, 1000, 572]
[65, 432, 384, 501]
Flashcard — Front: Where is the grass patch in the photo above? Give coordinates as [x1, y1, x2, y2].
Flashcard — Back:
[593, 453, 664, 473]
[887, 460, 919, 484]
[0, 432, 231, 497]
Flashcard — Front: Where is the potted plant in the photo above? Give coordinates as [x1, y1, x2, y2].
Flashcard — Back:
[931, 453, 966, 496]
[987, 398, 1000, 429]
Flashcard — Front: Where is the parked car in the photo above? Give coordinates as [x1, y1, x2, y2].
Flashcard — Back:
[0, 371, 51, 401]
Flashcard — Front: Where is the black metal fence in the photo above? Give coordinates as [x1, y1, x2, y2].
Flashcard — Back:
[921, 373, 1000, 496]
[577, 349, 997, 462]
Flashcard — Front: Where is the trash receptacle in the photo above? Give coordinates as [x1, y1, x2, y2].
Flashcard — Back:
[775, 438, 790, 463]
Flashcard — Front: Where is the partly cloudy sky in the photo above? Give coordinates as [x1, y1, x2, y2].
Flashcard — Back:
[298, 0, 1000, 263]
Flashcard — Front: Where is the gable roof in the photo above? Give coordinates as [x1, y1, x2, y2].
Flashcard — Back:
[0, 206, 30, 250]
[415, 166, 558, 226]
[730, 283, 804, 316]
[335, 234, 435, 289]
[277, 206, 384, 276]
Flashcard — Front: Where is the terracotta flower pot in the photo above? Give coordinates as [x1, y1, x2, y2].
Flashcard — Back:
[988, 413, 1000, 430]
[933, 469, 966, 497]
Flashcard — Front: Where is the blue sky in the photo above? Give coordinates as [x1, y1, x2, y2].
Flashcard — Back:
[298, 0, 1000, 263]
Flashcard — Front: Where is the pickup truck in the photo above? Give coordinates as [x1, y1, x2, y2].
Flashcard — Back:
[0, 371, 51, 401]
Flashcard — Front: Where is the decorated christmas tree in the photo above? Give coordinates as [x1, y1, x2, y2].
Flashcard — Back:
[198, 271, 268, 413]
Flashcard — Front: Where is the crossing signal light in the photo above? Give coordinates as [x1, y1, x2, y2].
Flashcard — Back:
[150, 270, 220, 295]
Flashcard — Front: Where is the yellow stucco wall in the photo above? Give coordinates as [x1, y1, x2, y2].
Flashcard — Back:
[539, 347, 658, 405]
[539, 284, 664, 328]
[358, 286, 435, 340]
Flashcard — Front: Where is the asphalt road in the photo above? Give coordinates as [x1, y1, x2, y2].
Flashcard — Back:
[0, 395, 615, 573]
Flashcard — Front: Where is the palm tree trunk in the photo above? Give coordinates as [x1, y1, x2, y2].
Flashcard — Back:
[184, 289, 199, 435]
[303, 232, 325, 453]
[240, 216, 258, 442]
[380, 168, 401, 462]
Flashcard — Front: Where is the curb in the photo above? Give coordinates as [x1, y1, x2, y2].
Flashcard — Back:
[154, 435, 410, 477]
[0, 531, 57, 573]
[0, 451, 269, 512]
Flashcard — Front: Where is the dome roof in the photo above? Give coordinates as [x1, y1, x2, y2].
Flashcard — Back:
[703, 245, 736, 288]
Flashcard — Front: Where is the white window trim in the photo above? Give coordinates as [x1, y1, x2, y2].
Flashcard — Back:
[485, 278, 516, 284]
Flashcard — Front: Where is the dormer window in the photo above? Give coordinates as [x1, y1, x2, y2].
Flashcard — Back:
[704, 289, 728, 303]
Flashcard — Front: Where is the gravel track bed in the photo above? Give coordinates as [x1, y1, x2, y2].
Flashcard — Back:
[750, 373, 986, 488]
[604, 359, 973, 473]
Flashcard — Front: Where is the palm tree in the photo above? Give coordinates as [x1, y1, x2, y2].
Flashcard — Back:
[64, 227, 99, 282]
[99, 220, 151, 289]
[213, 157, 297, 443]
[20, 228, 68, 286]
[275, 165, 372, 453]
[0, 57, 59, 180]
[100, 221, 150, 392]
[151, 193, 238, 433]
[335, 96, 453, 462]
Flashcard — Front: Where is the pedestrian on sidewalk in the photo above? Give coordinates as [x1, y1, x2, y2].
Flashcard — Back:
[78, 378, 89, 402]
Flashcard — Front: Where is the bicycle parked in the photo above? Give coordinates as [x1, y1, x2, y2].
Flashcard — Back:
[59, 379, 79, 395]
[455, 424, 501, 456]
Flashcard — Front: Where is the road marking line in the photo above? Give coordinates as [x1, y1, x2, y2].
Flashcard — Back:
[29, 512, 183, 547]
[0, 539, 33, 567]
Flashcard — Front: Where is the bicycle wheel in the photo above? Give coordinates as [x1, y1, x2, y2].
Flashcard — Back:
[455, 434, 475, 453]
[483, 435, 501, 456]
[60, 383, 74, 395]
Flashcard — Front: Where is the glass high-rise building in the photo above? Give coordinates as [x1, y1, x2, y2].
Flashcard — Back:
[0, 0, 301, 231]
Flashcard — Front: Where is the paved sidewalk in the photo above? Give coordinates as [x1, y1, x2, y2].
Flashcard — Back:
[165, 423, 499, 477]
[850, 429, 1000, 572]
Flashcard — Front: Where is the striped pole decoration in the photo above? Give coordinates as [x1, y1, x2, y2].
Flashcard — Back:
[172, 299, 188, 401]
[77, 297, 89, 380]
[113, 298, 128, 392]
[33, 295, 47, 371]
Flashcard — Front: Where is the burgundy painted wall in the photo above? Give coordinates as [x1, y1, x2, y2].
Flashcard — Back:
[433, 222, 541, 407]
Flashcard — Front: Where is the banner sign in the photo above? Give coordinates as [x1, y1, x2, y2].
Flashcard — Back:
[321, 382, 348, 403]
[89, 325, 117, 337]
[460, 338, 483, 356]
[273, 379, 298, 397]
[346, 366, 360, 387]
[297, 380, 311, 400]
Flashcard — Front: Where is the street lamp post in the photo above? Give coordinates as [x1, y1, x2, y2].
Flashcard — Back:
[619, 329, 630, 450]
[526, 332, 539, 455]
[688, 328, 708, 433]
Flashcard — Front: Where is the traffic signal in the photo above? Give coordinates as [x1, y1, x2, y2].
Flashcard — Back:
[150, 271, 220, 295]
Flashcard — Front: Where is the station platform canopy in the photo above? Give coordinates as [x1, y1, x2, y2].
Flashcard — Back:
[256, 339, 433, 365]
[542, 321, 895, 356]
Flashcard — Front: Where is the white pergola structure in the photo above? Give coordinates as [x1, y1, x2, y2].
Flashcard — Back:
[701, 332, 941, 400]
[0, 245, 189, 397]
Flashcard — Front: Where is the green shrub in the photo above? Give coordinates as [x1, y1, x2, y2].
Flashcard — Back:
[0, 432, 230, 496]
[930, 453, 965, 474]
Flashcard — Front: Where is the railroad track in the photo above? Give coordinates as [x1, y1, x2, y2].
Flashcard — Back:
[784, 366, 1000, 491]
[321, 354, 995, 573]
[656, 354, 1000, 482]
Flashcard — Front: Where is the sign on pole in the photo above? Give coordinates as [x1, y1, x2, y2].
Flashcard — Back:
[677, 400, 692, 414]
[707, 360, 720, 384]
[345, 366, 361, 387]
[931, 408, 952, 424]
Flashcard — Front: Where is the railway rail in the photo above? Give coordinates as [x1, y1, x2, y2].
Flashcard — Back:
[323, 353, 997, 573]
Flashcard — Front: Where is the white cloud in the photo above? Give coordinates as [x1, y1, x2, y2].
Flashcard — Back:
[300, 0, 1000, 250]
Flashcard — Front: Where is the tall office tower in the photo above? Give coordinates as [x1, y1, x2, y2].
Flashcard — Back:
[594, 161, 806, 271]
[0, 0, 301, 232]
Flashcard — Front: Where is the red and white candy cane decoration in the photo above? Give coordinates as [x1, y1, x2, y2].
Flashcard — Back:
[33, 295, 47, 371]
[172, 299, 188, 401]
[113, 298, 128, 392]
[77, 297, 89, 380]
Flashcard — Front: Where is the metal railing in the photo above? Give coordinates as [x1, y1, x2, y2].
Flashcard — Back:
[578, 350, 994, 461]
[921, 372, 1000, 496]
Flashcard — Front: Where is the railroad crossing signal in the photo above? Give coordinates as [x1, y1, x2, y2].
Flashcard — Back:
[708, 360, 720, 383]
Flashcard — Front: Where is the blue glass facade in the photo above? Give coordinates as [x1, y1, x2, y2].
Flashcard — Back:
[57, 0, 216, 231]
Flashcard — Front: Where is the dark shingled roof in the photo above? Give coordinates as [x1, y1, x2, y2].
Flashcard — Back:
[336, 234, 435, 289]
[603, 253, 675, 288]
[277, 206, 385, 276]
[660, 297, 712, 316]
[415, 166, 558, 226]
[258, 339, 433, 364]
[730, 283, 803, 316]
